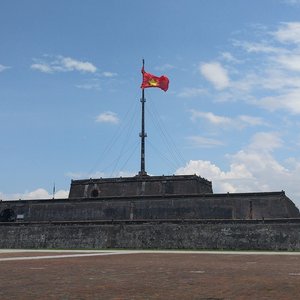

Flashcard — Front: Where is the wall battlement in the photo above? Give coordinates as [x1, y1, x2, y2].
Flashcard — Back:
[68, 174, 213, 198]
[0, 174, 299, 250]
[0, 190, 299, 222]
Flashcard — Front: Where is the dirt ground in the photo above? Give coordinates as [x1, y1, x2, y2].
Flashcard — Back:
[0, 250, 300, 300]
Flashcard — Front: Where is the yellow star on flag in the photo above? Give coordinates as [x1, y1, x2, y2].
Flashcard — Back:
[148, 78, 159, 86]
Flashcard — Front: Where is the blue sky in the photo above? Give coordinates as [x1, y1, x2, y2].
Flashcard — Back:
[2, 0, 300, 207]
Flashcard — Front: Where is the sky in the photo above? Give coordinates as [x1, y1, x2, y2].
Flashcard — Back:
[2, 0, 300, 208]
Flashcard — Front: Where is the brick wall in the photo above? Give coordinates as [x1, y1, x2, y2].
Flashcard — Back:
[0, 220, 300, 250]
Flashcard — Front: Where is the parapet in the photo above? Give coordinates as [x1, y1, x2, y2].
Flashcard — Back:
[68, 174, 213, 198]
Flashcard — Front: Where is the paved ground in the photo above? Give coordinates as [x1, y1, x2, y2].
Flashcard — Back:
[0, 250, 300, 300]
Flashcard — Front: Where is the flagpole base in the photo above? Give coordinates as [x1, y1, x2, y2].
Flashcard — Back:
[137, 171, 148, 177]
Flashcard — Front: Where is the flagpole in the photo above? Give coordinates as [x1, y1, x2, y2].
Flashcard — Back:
[139, 59, 147, 176]
[52, 182, 56, 199]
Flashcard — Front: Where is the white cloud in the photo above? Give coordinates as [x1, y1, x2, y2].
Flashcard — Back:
[273, 22, 300, 44]
[234, 41, 281, 54]
[175, 131, 300, 207]
[76, 83, 101, 90]
[237, 115, 267, 126]
[31, 63, 53, 73]
[176, 159, 253, 193]
[200, 62, 230, 90]
[276, 54, 300, 71]
[195, 23, 300, 116]
[96, 111, 119, 124]
[0, 188, 69, 200]
[189, 110, 231, 125]
[0, 64, 11, 72]
[101, 71, 118, 77]
[189, 110, 266, 128]
[117, 171, 136, 177]
[248, 132, 283, 152]
[187, 136, 224, 148]
[178, 88, 206, 98]
[259, 89, 300, 114]
[176, 160, 253, 181]
[259, 69, 300, 90]
[220, 52, 241, 63]
[229, 73, 258, 93]
[31, 55, 97, 73]
[61, 57, 97, 73]
[54, 190, 70, 198]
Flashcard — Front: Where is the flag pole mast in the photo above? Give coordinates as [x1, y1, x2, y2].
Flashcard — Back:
[139, 59, 147, 176]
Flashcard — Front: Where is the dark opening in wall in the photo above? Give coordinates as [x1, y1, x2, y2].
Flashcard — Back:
[0, 209, 16, 222]
[91, 189, 99, 198]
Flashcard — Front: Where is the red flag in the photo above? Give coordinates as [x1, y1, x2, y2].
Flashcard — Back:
[141, 67, 169, 92]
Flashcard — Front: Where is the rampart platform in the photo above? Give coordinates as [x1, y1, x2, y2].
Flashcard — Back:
[0, 174, 299, 250]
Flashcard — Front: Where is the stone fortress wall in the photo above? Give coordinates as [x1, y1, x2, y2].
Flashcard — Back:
[0, 175, 299, 250]
[0, 220, 300, 250]
[0, 191, 298, 222]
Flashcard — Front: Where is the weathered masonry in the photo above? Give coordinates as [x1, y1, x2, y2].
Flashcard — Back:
[68, 175, 213, 198]
[0, 219, 300, 251]
[0, 175, 298, 223]
[0, 174, 299, 250]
